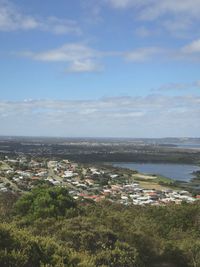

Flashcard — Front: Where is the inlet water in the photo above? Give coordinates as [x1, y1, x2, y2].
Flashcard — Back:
[113, 163, 200, 182]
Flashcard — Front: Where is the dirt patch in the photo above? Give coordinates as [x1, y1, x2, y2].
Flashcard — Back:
[133, 174, 156, 180]
[139, 181, 169, 191]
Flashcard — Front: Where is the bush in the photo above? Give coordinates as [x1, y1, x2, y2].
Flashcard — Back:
[14, 186, 77, 220]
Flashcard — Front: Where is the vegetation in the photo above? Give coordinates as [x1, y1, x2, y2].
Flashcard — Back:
[1, 137, 200, 165]
[192, 171, 200, 182]
[0, 186, 200, 267]
[14, 186, 78, 220]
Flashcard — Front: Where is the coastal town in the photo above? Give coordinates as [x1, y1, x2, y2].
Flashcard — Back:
[0, 156, 199, 206]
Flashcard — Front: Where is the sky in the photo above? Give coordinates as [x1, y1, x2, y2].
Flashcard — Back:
[0, 0, 200, 138]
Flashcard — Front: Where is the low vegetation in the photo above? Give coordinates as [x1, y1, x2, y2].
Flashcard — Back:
[0, 185, 200, 267]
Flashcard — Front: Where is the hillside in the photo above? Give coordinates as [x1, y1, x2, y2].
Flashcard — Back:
[0, 186, 199, 267]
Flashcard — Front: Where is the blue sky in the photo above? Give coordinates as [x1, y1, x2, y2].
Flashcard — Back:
[0, 0, 200, 137]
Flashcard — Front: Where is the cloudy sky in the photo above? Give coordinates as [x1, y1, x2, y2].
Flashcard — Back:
[0, 0, 200, 137]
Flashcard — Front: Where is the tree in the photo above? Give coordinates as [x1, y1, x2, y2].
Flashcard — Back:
[14, 185, 77, 219]
[95, 241, 142, 267]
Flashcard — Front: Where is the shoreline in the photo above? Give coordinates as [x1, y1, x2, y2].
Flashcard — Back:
[106, 162, 200, 194]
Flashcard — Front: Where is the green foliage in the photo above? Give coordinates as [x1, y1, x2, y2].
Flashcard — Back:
[0, 188, 200, 266]
[0, 223, 73, 267]
[14, 186, 77, 220]
[0, 192, 18, 222]
[95, 241, 142, 267]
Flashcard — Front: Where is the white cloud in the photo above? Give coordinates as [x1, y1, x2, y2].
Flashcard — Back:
[105, 0, 200, 19]
[0, 95, 199, 137]
[66, 60, 102, 73]
[19, 43, 166, 72]
[137, 1, 200, 21]
[163, 18, 192, 34]
[124, 47, 162, 62]
[22, 43, 97, 62]
[19, 43, 102, 73]
[105, 0, 139, 9]
[173, 38, 200, 61]
[155, 81, 200, 92]
[0, 0, 81, 34]
[182, 39, 200, 54]
[18, 40, 200, 71]
[104, 0, 200, 37]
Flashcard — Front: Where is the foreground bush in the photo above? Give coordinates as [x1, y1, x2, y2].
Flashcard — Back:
[14, 186, 77, 220]
[0, 187, 199, 267]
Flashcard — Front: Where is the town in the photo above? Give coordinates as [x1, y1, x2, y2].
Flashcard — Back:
[0, 156, 199, 206]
